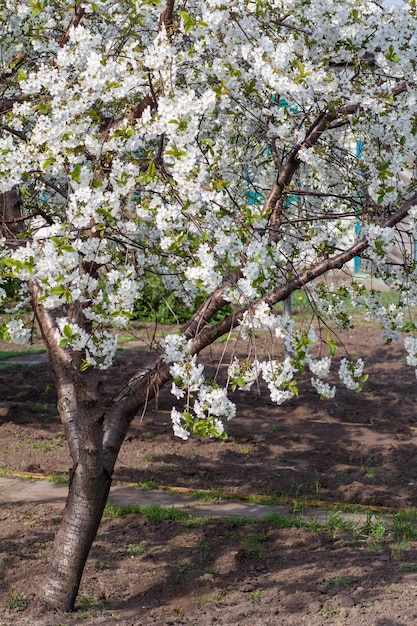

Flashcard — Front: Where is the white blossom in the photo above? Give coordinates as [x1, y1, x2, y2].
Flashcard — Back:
[6, 319, 31, 345]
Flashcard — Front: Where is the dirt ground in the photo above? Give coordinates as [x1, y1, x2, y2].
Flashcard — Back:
[1, 324, 417, 625]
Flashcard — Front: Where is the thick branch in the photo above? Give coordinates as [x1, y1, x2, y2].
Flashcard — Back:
[59, 4, 85, 47]
[159, 0, 176, 29]
[28, 280, 80, 463]
[1, 188, 24, 245]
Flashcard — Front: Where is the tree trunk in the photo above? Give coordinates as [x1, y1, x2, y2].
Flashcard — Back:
[41, 465, 111, 612]
[39, 364, 107, 612]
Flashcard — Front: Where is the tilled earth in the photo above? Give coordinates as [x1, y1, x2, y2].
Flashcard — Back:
[1, 325, 417, 625]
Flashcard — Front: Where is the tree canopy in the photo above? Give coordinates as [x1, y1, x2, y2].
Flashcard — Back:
[2, 1, 417, 420]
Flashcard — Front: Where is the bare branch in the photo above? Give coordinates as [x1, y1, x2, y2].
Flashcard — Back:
[59, 4, 85, 47]
[0, 123, 26, 141]
[159, 0, 176, 30]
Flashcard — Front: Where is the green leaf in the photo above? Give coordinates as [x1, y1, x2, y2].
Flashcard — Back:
[63, 324, 73, 339]
[288, 379, 299, 396]
[42, 157, 55, 170]
[3, 258, 22, 269]
[35, 100, 49, 114]
[49, 285, 66, 296]
[165, 147, 187, 158]
[326, 332, 338, 356]
[28, 0, 44, 16]
[71, 163, 82, 182]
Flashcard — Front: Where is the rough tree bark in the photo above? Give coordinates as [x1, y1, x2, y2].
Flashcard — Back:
[0, 187, 23, 244]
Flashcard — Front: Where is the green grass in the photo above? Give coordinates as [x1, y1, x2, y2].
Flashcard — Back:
[127, 541, 148, 558]
[0, 361, 46, 371]
[400, 564, 417, 573]
[101, 502, 417, 556]
[243, 531, 268, 558]
[0, 347, 46, 360]
[312, 602, 340, 617]
[392, 511, 417, 541]
[326, 576, 358, 586]
[32, 441, 61, 452]
[103, 503, 192, 521]
[8, 590, 28, 611]
[49, 474, 70, 484]
[188, 488, 232, 502]
[138, 480, 160, 490]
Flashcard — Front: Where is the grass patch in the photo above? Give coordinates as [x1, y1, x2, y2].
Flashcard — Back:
[312, 602, 340, 617]
[188, 488, 232, 502]
[243, 531, 268, 558]
[0, 347, 46, 360]
[0, 361, 46, 371]
[400, 564, 417, 573]
[32, 441, 61, 452]
[138, 480, 160, 490]
[101, 503, 383, 543]
[49, 474, 70, 484]
[326, 576, 358, 586]
[127, 541, 148, 558]
[9, 590, 28, 611]
[392, 511, 417, 541]
[103, 503, 192, 521]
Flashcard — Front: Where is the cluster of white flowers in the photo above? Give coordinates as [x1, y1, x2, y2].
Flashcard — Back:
[170, 356, 204, 399]
[239, 302, 295, 348]
[228, 357, 260, 391]
[363, 224, 395, 265]
[165, 336, 237, 439]
[184, 243, 223, 293]
[307, 355, 336, 398]
[404, 336, 417, 371]
[161, 334, 190, 364]
[349, 286, 404, 343]
[6, 319, 31, 345]
[339, 358, 365, 391]
[170, 380, 236, 440]
[171, 408, 191, 441]
[257, 358, 297, 405]
[307, 355, 331, 378]
[53, 320, 117, 369]
[194, 385, 236, 422]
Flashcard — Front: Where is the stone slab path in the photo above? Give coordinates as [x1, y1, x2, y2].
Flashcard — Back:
[0, 476, 392, 526]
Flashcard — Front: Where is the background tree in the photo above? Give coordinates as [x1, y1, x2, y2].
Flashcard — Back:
[1, 0, 417, 612]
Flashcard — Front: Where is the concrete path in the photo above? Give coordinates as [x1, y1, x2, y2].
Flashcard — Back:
[0, 476, 392, 526]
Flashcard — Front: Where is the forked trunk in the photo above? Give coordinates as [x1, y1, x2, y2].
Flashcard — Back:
[41, 465, 112, 612]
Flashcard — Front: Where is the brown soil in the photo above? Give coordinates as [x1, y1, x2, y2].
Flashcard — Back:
[1, 326, 417, 625]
